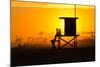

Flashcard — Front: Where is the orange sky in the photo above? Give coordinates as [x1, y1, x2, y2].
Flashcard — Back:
[11, 1, 95, 48]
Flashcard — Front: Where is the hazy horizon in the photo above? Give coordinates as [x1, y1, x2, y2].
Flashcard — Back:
[11, 1, 95, 48]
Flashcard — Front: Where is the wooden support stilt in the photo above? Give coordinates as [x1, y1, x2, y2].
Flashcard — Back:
[58, 37, 61, 48]
[51, 35, 79, 49]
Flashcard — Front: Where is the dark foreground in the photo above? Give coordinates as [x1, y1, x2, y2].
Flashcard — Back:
[11, 47, 95, 67]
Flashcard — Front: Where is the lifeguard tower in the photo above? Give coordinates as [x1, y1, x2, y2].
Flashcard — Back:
[51, 17, 79, 49]
[51, 5, 79, 49]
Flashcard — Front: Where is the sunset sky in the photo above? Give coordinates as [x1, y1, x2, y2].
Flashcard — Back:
[11, 1, 95, 48]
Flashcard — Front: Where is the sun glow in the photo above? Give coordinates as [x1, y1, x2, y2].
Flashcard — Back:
[59, 19, 65, 35]
[11, 1, 95, 48]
